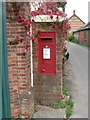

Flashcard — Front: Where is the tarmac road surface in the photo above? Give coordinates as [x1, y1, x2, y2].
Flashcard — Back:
[65, 41, 88, 118]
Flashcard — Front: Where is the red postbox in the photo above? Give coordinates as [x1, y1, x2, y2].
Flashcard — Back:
[38, 32, 56, 75]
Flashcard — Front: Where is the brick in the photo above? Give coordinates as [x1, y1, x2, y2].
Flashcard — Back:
[7, 3, 34, 118]
[33, 24, 63, 105]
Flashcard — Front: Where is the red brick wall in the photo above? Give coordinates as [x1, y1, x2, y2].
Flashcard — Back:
[33, 23, 63, 105]
[73, 30, 90, 45]
[6, 2, 34, 118]
[69, 15, 85, 33]
[7, 22, 34, 118]
[78, 31, 84, 43]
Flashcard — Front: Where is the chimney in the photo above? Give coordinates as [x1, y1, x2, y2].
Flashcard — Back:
[73, 10, 76, 14]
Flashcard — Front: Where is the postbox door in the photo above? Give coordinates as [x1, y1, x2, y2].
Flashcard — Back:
[38, 32, 56, 75]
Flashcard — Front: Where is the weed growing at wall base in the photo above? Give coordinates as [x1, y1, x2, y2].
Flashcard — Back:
[52, 100, 74, 118]
[52, 74, 74, 118]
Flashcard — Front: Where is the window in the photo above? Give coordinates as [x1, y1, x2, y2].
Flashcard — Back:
[74, 34, 78, 40]
[84, 31, 87, 41]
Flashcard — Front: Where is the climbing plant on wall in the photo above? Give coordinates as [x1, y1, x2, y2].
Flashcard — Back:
[6, 1, 70, 52]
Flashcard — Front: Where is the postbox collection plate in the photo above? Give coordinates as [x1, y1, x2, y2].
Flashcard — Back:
[43, 48, 50, 59]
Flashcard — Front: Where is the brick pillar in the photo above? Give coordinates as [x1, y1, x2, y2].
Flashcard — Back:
[33, 23, 63, 105]
[7, 22, 34, 118]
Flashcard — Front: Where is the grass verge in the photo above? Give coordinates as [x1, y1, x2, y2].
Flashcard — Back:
[69, 39, 90, 47]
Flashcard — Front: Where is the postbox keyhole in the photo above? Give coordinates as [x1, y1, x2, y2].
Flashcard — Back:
[45, 45, 48, 48]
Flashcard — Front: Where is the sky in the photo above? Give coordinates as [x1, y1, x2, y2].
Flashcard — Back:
[65, 0, 90, 23]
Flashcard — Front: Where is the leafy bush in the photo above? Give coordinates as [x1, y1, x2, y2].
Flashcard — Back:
[67, 34, 75, 42]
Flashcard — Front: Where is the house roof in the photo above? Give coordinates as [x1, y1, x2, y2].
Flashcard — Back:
[69, 10, 85, 24]
[73, 22, 90, 33]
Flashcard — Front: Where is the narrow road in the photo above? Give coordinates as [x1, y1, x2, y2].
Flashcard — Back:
[65, 41, 88, 118]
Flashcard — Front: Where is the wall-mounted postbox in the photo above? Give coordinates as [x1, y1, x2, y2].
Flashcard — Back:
[38, 32, 56, 75]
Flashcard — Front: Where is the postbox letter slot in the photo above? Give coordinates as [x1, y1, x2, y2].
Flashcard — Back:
[41, 38, 52, 40]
